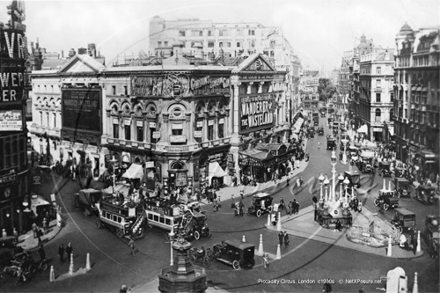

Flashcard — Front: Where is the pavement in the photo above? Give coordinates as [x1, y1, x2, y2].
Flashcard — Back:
[16, 219, 62, 251]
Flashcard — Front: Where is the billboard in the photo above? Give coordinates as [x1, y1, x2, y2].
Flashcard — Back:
[61, 88, 102, 143]
[239, 94, 275, 133]
[0, 109, 22, 131]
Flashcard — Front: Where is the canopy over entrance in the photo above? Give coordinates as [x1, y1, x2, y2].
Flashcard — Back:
[121, 163, 143, 179]
[208, 162, 228, 185]
[357, 124, 368, 134]
[292, 117, 304, 133]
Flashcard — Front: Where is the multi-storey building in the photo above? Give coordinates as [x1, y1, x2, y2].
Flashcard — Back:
[30, 53, 293, 191]
[358, 50, 394, 142]
[0, 5, 30, 235]
[393, 23, 439, 179]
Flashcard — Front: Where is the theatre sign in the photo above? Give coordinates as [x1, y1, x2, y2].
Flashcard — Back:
[240, 94, 275, 133]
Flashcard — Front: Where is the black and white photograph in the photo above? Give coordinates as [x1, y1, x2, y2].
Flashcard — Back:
[0, 0, 438, 292]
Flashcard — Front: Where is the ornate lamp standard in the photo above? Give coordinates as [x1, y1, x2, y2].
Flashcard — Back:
[338, 173, 344, 201]
[342, 140, 348, 164]
[168, 227, 175, 266]
[323, 176, 330, 202]
[343, 177, 350, 203]
[318, 173, 325, 202]
[330, 150, 337, 202]
[110, 156, 118, 195]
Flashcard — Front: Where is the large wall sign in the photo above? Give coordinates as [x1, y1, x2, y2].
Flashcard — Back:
[240, 94, 275, 133]
[0, 109, 22, 131]
[130, 74, 230, 97]
[61, 88, 102, 144]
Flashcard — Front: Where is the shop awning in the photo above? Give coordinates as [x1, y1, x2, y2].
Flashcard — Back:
[121, 163, 143, 179]
[102, 183, 130, 196]
[417, 150, 436, 159]
[208, 162, 228, 185]
[357, 124, 368, 133]
[292, 117, 304, 133]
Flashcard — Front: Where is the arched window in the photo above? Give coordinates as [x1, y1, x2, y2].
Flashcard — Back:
[171, 161, 184, 169]
[375, 108, 381, 122]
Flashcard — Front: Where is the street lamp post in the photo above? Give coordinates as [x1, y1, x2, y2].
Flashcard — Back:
[169, 227, 175, 266]
[110, 156, 118, 195]
[343, 177, 350, 203]
[318, 173, 325, 202]
[323, 176, 330, 202]
[338, 173, 344, 201]
[330, 150, 337, 202]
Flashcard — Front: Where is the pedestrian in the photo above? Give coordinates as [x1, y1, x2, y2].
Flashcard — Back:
[32, 222, 38, 238]
[278, 231, 284, 246]
[288, 201, 293, 216]
[58, 244, 65, 262]
[120, 284, 128, 293]
[128, 238, 136, 256]
[66, 242, 73, 260]
[323, 281, 333, 292]
[42, 217, 47, 235]
[271, 212, 277, 226]
[38, 244, 46, 261]
[37, 228, 43, 246]
[283, 231, 290, 245]
[263, 252, 269, 268]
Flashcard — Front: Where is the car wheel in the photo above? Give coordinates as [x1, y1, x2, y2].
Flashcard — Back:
[383, 203, 389, 211]
[374, 199, 380, 206]
[399, 226, 403, 233]
[194, 231, 201, 240]
[116, 228, 124, 239]
[232, 260, 240, 270]
[256, 210, 262, 217]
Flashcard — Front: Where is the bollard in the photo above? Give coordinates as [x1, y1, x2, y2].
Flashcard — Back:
[256, 234, 264, 256]
[416, 230, 421, 253]
[387, 235, 392, 257]
[86, 253, 91, 270]
[266, 214, 271, 227]
[242, 235, 246, 243]
[383, 179, 386, 190]
[2, 229, 6, 238]
[276, 212, 282, 231]
[69, 253, 74, 275]
[412, 272, 418, 293]
[50, 265, 55, 282]
[275, 244, 281, 260]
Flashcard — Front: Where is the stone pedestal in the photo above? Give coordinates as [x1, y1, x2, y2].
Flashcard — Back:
[158, 236, 207, 293]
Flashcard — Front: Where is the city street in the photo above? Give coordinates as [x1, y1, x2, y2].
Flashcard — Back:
[2, 116, 438, 293]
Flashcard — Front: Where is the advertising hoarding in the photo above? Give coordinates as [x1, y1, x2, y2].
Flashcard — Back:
[239, 94, 275, 133]
[0, 110, 22, 131]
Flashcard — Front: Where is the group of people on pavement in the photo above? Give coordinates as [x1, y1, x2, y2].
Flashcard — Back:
[58, 242, 73, 262]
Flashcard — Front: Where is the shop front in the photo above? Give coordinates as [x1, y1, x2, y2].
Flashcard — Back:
[416, 150, 438, 179]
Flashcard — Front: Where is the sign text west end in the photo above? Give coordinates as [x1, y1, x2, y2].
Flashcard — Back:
[0, 29, 27, 103]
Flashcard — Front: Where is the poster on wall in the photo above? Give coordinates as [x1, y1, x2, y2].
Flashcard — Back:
[240, 94, 275, 133]
[175, 172, 187, 187]
[0, 110, 22, 131]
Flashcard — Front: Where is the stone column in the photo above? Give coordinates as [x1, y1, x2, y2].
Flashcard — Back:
[258, 82, 264, 93]
[203, 112, 209, 142]
[232, 81, 241, 135]
[186, 113, 192, 143]
[247, 82, 253, 94]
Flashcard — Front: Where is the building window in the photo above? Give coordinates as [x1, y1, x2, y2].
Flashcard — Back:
[219, 30, 228, 36]
[226, 42, 232, 48]
[113, 122, 119, 139]
[208, 122, 214, 140]
[124, 86, 127, 95]
[53, 113, 57, 128]
[376, 67, 381, 74]
[218, 119, 224, 138]
[207, 30, 212, 36]
[237, 29, 244, 36]
[208, 41, 214, 48]
[376, 93, 381, 103]
[179, 30, 185, 37]
[158, 41, 162, 47]
[236, 42, 241, 47]
[137, 125, 143, 142]
[375, 108, 381, 122]
[248, 29, 255, 36]
[376, 79, 381, 88]
[164, 41, 168, 47]
[40, 111, 43, 125]
[219, 42, 223, 48]
[124, 125, 131, 140]
[47, 113, 50, 127]
[112, 86, 116, 95]
[171, 124, 183, 136]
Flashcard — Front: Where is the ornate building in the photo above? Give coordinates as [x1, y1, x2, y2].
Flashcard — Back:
[359, 49, 395, 142]
[393, 23, 439, 178]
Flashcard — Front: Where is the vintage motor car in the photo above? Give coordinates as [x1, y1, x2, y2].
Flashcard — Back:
[317, 126, 324, 136]
[374, 189, 399, 211]
[359, 156, 374, 173]
[213, 239, 255, 270]
[394, 178, 411, 198]
[416, 185, 437, 205]
[247, 192, 273, 217]
[425, 214, 439, 258]
[378, 161, 392, 177]
[391, 208, 416, 233]
[308, 127, 315, 138]
[327, 137, 337, 150]
[344, 170, 361, 188]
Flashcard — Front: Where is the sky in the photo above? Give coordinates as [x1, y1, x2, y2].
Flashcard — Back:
[0, 0, 438, 72]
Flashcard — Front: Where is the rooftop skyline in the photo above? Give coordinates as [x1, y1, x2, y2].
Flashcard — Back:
[1, 0, 438, 72]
